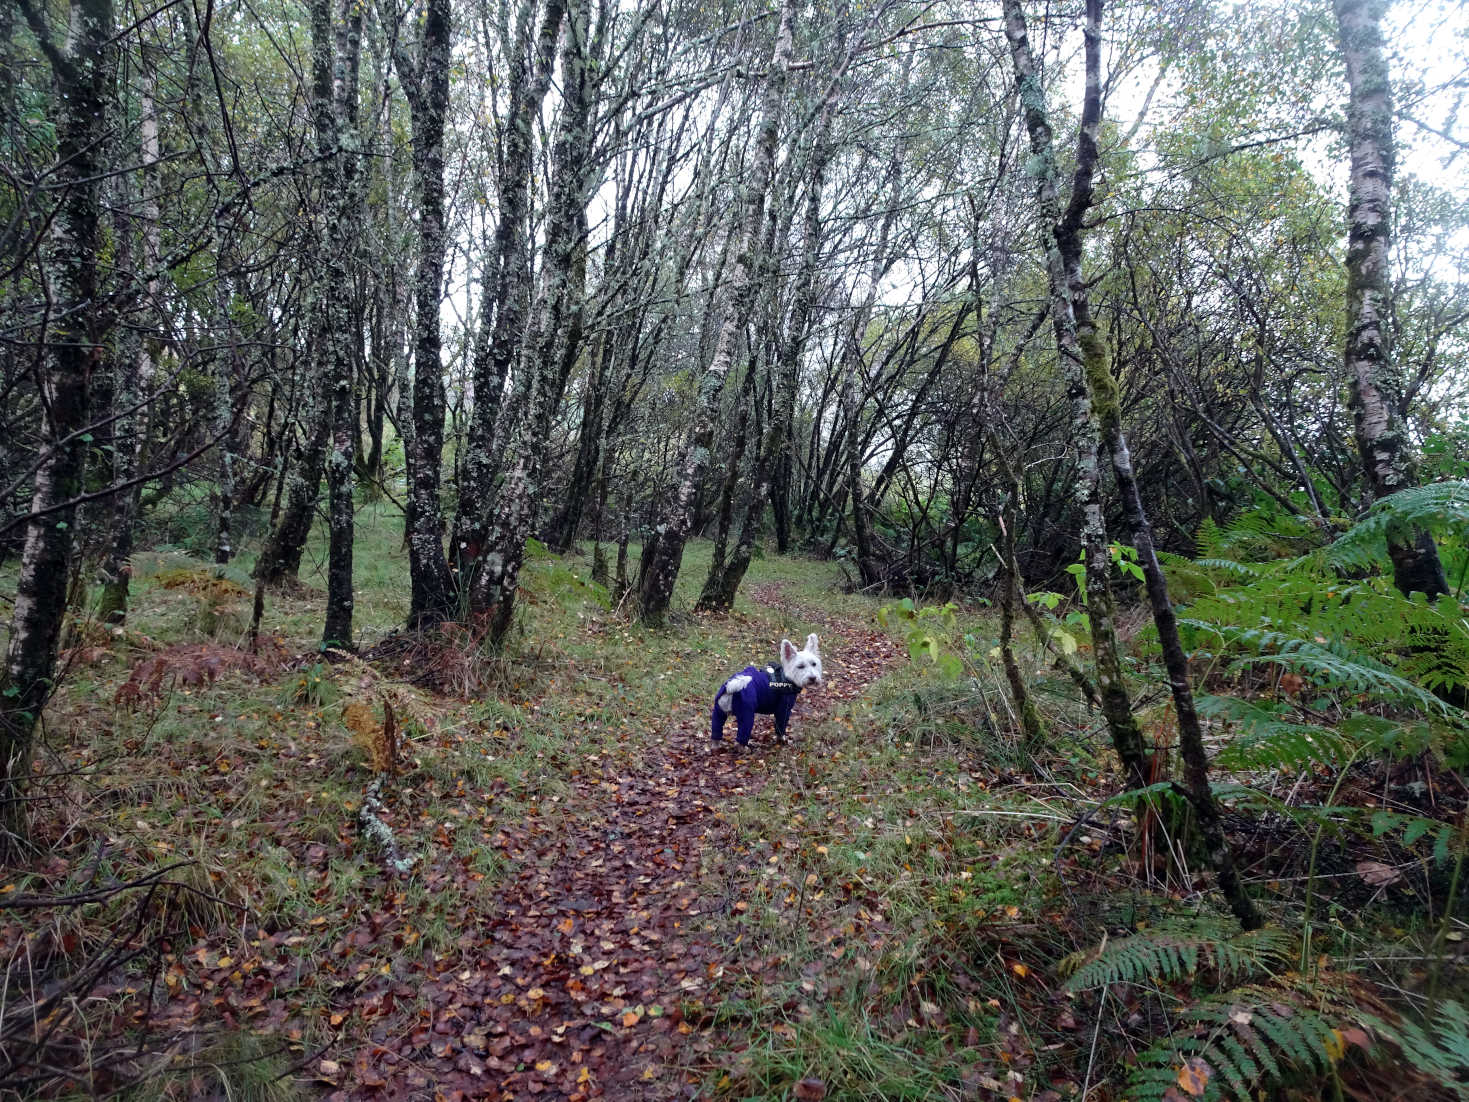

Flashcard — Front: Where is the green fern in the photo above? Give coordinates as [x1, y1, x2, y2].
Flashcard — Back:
[1127, 985, 1345, 1102]
[1182, 615, 1464, 718]
[1319, 481, 1469, 575]
[1193, 556, 1266, 580]
[1063, 918, 1293, 992]
[1196, 505, 1324, 561]
[1197, 695, 1357, 771]
[1361, 1000, 1469, 1097]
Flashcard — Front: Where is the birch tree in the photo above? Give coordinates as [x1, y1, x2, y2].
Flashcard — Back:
[96, 53, 161, 625]
[1004, 0, 1258, 929]
[2, 0, 115, 851]
[316, 0, 367, 648]
[469, 0, 598, 641]
[1333, 0, 1450, 598]
[696, 7, 867, 611]
[452, 0, 566, 584]
[390, 0, 458, 628]
[637, 0, 798, 625]
[1002, 0, 1148, 791]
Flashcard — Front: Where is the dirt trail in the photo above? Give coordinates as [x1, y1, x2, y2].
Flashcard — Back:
[349, 585, 904, 1100]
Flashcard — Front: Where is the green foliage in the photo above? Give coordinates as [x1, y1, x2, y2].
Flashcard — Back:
[1180, 485, 1469, 773]
[1126, 985, 1348, 1102]
[1317, 481, 1469, 575]
[879, 597, 965, 679]
[1062, 917, 1293, 992]
[1063, 917, 1365, 1102]
[1157, 549, 1217, 603]
[1065, 542, 1146, 607]
[1361, 1000, 1469, 1094]
[1184, 612, 1465, 719]
[283, 661, 337, 708]
[1196, 505, 1323, 562]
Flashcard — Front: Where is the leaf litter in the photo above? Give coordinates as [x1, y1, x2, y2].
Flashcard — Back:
[49, 582, 930, 1099]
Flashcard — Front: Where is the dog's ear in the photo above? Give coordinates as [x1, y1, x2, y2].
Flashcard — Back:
[781, 638, 797, 662]
[805, 633, 820, 656]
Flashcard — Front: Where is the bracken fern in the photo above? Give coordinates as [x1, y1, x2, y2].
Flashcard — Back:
[1126, 985, 1350, 1102]
[1061, 917, 1294, 992]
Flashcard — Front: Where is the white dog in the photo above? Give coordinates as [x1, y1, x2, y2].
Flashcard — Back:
[710, 634, 823, 750]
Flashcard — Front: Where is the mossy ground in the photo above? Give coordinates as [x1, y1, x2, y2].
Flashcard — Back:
[8, 506, 1093, 1099]
[14, 502, 1444, 1100]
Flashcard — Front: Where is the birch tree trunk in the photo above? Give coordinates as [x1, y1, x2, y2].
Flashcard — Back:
[319, 0, 366, 648]
[1001, 0, 1149, 792]
[2, 0, 113, 852]
[255, 366, 332, 586]
[1334, 0, 1449, 599]
[393, 0, 457, 629]
[840, 130, 906, 593]
[470, 0, 595, 644]
[255, 0, 356, 592]
[697, 22, 856, 611]
[182, 0, 241, 567]
[452, 0, 566, 580]
[1009, 0, 1259, 928]
[636, 0, 797, 625]
[97, 55, 160, 624]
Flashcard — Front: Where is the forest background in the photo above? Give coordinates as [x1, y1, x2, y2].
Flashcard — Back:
[3, 0, 1469, 1095]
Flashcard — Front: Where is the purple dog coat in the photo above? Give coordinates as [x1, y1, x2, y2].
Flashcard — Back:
[710, 663, 802, 746]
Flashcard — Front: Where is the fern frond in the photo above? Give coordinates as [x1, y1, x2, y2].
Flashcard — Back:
[1193, 557, 1268, 579]
[1181, 620, 1459, 716]
[1064, 918, 1293, 992]
[1198, 695, 1356, 771]
[1360, 999, 1469, 1094]
[1128, 986, 1341, 1102]
[1321, 481, 1469, 575]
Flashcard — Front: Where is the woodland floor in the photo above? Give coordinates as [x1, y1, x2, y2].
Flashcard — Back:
[9, 526, 1068, 1102]
[11, 518, 1456, 1101]
[322, 582, 907, 1100]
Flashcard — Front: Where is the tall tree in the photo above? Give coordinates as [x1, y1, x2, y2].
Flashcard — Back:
[3, 0, 115, 851]
[1001, 0, 1149, 794]
[96, 48, 161, 625]
[637, 0, 798, 625]
[452, 0, 566, 585]
[390, 0, 458, 628]
[1333, 0, 1449, 599]
[1005, 0, 1258, 929]
[316, 0, 367, 648]
[469, 0, 597, 641]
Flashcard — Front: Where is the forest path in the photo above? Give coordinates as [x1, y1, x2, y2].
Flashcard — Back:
[356, 583, 904, 1100]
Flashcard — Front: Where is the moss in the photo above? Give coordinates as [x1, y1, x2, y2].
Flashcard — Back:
[1079, 327, 1120, 429]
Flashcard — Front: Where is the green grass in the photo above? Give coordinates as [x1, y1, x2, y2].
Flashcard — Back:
[721, 996, 988, 1101]
[13, 501, 1119, 1099]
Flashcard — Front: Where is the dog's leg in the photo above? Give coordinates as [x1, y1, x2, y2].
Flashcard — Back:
[735, 695, 756, 750]
[773, 695, 793, 745]
[711, 675, 751, 751]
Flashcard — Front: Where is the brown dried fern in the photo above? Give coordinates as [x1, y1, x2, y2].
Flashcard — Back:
[114, 643, 280, 710]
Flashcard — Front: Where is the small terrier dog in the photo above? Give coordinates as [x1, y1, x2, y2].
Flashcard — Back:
[710, 634, 823, 751]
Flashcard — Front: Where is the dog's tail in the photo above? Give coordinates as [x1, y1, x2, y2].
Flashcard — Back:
[716, 674, 752, 714]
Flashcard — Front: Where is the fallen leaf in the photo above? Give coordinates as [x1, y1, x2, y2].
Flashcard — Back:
[1356, 860, 1403, 888]
[1177, 1056, 1211, 1097]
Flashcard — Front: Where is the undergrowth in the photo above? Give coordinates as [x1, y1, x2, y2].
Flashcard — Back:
[8, 485, 1469, 1099]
